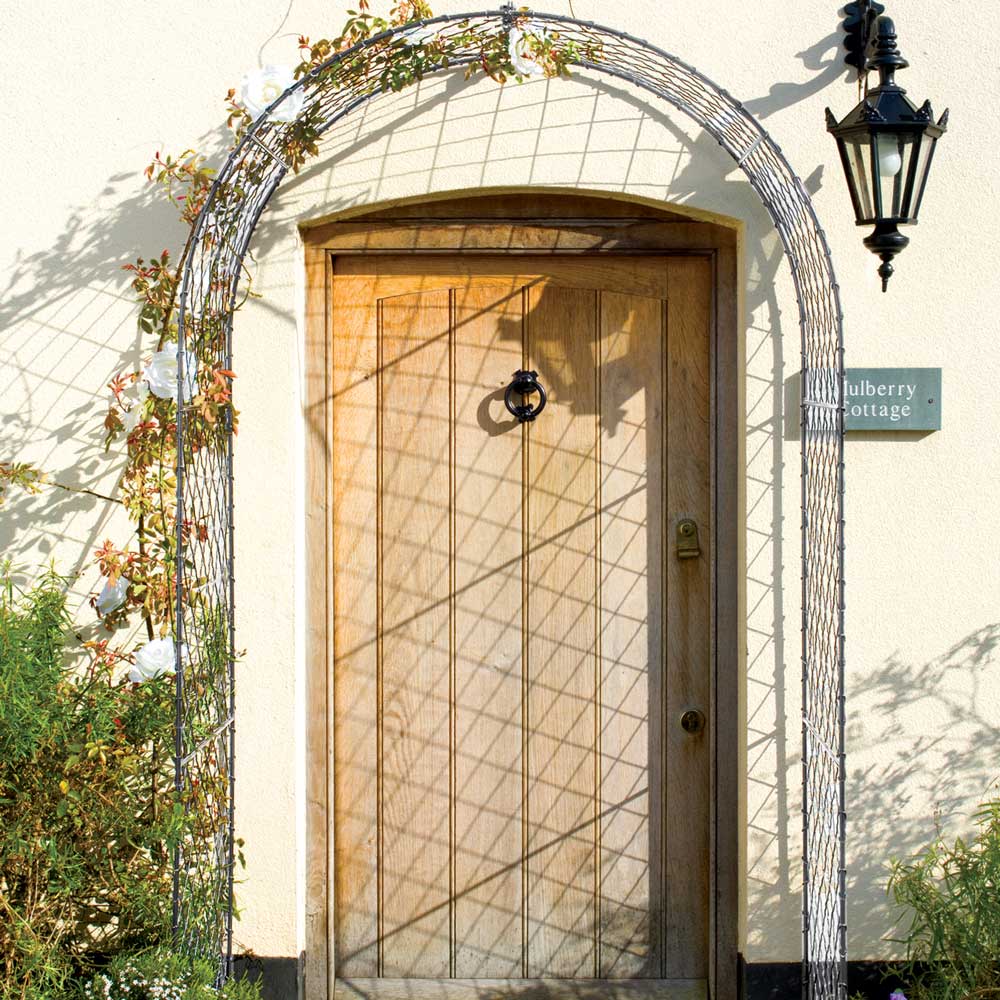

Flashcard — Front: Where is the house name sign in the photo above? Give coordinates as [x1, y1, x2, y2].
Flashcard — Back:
[844, 368, 941, 431]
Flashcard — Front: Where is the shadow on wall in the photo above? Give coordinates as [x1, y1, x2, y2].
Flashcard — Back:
[265, 61, 809, 957]
[260, 34, 844, 962]
[743, 622, 1000, 957]
[845, 623, 1000, 954]
[2, 12, 864, 968]
[0, 125, 232, 591]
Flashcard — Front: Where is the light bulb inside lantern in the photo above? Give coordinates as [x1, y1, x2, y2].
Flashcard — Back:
[877, 137, 903, 177]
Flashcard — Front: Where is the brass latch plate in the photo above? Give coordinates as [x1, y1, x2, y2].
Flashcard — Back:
[675, 518, 701, 559]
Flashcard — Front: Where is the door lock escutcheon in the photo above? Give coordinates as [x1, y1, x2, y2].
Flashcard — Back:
[675, 518, 701, 559]
[680, 708, 706, 735]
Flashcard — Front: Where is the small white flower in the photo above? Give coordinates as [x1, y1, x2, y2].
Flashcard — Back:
[240, 65, 304, 123]
[508, 23, 551, 78]
[121, 379, 150, 432]
[122, 405, 143, 432]
[129, 637, 177, 683]
[96, 576, 128, 616]
[143, 342, 198, 403]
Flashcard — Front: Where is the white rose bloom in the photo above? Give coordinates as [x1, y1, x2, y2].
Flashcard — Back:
[96, 576, 129, 616]
[508, 24, 551, 77]
[129, 637, 177, 683]
[240, 65, 304, 123]
[143, 343, 198, 403]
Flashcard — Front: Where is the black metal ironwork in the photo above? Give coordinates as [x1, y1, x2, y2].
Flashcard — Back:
[829, 12, 948, 289]
[504, 369, 547, 423]
[173, 11, 847, 998]
[841, 0, 886, 72]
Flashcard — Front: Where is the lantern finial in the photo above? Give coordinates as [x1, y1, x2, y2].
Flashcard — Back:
[863, 223, 909, 293]
[868, 16, 908, 90]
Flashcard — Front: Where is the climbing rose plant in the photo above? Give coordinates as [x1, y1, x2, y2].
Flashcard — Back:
[0, 2, 601, 976]
[99, 0, 600, 652]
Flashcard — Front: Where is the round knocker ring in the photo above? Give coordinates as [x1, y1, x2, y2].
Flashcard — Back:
[504, 370, 547, 423]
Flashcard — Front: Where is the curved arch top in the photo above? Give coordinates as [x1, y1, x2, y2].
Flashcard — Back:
[172, 11, 846, 1000]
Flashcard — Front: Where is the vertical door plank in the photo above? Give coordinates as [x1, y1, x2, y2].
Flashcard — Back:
[598, 292, 666, 978]
[332, 269, 381, 976]
[305, 246, 330, 997]
[664, 258, 712, 980]
[379, 287, 453, 977]
[712, 243, 741, 1000]
[453, 285, 525, 977]
[525, 284, 599, 978]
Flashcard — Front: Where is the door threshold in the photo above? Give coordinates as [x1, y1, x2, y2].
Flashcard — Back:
[334, 980, 708, 1000]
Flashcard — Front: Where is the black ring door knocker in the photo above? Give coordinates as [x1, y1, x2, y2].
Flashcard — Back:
[504, 370, 547, 423]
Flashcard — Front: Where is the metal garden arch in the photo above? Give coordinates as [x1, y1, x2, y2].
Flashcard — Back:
[172, 8, 847, 999]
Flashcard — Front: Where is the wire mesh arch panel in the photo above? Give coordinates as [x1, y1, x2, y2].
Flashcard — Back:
[173, 9, 846, 997]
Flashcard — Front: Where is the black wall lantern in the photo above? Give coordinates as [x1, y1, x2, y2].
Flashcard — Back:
[826, 2, 948, 290]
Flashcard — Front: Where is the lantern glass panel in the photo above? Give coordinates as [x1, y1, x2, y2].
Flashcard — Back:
[876, 132, 918, 219]
[910, 131, 938, 219]
[844, 136, 875, 221]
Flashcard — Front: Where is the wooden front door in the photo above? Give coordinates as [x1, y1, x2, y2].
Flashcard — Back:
[329, 254, 712, 999]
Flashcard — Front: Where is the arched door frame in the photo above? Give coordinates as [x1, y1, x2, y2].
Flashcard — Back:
[172, 11, 846, 1000]
[303, 194, 740, 1000]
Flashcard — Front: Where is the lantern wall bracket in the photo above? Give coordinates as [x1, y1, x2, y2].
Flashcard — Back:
[842, 0, 887, 73]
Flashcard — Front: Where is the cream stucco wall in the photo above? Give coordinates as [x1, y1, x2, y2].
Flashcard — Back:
[2, 0, 998, 978]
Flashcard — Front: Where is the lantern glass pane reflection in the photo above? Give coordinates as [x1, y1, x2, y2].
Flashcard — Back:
[844, 137, 875, 220]
[875, 132, 918, 219]
[910, 131, 938, 217]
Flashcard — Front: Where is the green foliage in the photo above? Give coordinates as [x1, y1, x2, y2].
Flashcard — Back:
[0, 570, 176, 1000]
[0, 568, 67, 764]
[0, 464, 45, 508]
[888, 798, 1000, 1000]
[281, 2, 601, 171]
[83, 950, 261, 1000]
[3, 6, 605, 993]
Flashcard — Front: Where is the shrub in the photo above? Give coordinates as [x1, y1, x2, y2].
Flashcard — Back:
[888, 798, 1000, 1000]
[0, 569, 176, 1000]
[83, 950, 261, 1000]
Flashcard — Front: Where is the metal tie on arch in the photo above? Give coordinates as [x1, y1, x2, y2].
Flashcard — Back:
[173, 9, 847, 999]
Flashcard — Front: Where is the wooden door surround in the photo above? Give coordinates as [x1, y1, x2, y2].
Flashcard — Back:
[303, 194, 741, 1000]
